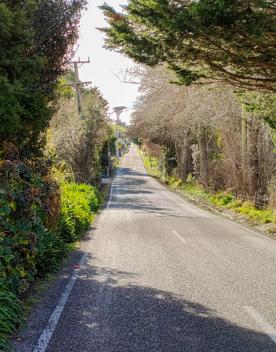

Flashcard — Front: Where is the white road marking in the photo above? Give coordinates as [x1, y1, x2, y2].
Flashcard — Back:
[106, 182, 113, 208]
[33, 254, 87, 352]
[151, 174, 276, 243]
[172, 230, 187, 244]
[107, 172, 117, 209]
[143, 162, 275, 243]
[243, 306, 276, 345]
[33, 173, 118, 352]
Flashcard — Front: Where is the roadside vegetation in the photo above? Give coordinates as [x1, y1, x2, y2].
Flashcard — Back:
[98, 1, 276, 235]
[0, 1, 120, 350]
[142, 153, 276, 232]
[60, 182, 100, 243]
[1, 0, 276, 349]
[129, 66, 276, 225]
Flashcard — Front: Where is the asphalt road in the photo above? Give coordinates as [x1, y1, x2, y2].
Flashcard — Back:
[14, 145, 276, 352]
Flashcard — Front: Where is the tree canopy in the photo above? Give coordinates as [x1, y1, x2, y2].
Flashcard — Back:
[100, 0, 276, 92]
[0, 0, 86, 148]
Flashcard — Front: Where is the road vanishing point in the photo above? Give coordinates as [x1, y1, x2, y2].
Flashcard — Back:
[14, 145, 276, 352]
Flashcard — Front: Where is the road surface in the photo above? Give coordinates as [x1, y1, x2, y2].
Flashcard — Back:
[14, 145, 276, 352]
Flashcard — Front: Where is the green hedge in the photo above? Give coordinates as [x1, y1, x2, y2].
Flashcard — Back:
[0, 159, 65, 293]
[0, 157, 66, 350]
[60, 182, 100, 242]
[0, 157, 100, 350]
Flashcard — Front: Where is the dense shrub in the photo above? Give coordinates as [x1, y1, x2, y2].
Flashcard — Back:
[0, 153, 63, 292]
[0, 148, 66, 350]
[0, 148, 101, 350]
[47, 87, 110, 184]
[60, 182, 100, 242]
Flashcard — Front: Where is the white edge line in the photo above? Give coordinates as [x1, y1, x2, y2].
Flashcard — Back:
[243, 306, 276, 345]
[33, 254, 87, 352]
[107, 168, 119, 208]
[172, 230, 187, 244]
[33, 171, 119, 352]
[107, 178, 115, 209]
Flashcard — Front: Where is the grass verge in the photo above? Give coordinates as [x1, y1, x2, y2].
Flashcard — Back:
[141, 152, 276, 233]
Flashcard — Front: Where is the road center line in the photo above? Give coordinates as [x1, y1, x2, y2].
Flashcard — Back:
[172, 230, 187, 244]
[243, 306, 276, 345]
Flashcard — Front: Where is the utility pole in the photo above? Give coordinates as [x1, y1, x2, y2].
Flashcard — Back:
[69, 58, 92, 117]
[113, 106, 127, 158]
[107, 139, 112, 178]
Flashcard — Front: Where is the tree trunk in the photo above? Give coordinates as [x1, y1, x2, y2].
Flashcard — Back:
[247, 116, 260, 206]
[241, 109, 248, 194]
[199, 125, 208, 186]
[180, 137, 192, 182]
[175, 132, 192, 183]
[161, 145, 175, 177]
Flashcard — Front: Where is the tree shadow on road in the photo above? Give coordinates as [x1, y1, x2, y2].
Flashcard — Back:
[110, 168, 211, 219]
[109, 193, 210, 219]
[117, 167, 148, 178]
[44, 259, 276, 352]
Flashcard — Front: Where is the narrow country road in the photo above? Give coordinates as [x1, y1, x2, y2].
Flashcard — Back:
[14, 145, 276, 352]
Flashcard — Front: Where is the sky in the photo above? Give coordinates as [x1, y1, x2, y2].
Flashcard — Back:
[73, 0, 139, 124]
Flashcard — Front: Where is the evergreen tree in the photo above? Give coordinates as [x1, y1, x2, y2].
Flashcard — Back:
[0, 0, 86, 149]
[100, 0, 276, 92]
